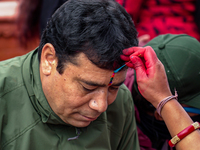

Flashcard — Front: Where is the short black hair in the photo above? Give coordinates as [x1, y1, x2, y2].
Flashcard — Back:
[38, 0, 138, 74]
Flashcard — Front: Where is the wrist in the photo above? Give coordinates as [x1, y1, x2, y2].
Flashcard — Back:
[156, 91, 178, 116]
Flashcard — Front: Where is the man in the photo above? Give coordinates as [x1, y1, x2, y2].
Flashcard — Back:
[0, 0, 139, 149]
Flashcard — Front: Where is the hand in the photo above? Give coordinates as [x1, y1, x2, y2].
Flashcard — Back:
[138, 34, 150, 47]
[121, 46, 172, 107]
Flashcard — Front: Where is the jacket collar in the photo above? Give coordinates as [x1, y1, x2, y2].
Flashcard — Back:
[22, 48, 67, 125]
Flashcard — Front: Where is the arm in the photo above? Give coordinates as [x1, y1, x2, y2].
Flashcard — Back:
[121, 46, 200, 150]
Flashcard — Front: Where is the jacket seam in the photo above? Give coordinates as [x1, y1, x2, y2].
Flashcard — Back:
[2, 118, 41, 148]
[0, 83, 24, 98]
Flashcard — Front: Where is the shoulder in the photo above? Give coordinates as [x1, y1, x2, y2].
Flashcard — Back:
[0, 53, 41, 148]
[0, 55, 28, 97]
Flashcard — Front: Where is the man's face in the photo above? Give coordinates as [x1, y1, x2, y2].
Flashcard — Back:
[40, 47, 127, 127]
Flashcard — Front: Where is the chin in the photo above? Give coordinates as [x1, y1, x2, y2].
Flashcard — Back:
[68, 120, 92, 128]
[74, 121, 91, 128]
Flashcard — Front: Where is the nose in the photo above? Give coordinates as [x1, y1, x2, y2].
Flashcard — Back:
[89, 90, 108, 113]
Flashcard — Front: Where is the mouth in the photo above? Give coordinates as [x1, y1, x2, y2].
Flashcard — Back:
[81, 114, 98, 121]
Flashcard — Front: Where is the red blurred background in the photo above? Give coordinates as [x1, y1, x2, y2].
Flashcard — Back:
[0, 0, 39, 61]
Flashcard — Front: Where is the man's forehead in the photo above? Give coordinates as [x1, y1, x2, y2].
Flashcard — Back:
[65, 52, 127, 85]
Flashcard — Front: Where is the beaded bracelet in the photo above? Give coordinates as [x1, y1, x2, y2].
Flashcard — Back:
[168, 122, 200, 147]
[156, 90, 178, 116]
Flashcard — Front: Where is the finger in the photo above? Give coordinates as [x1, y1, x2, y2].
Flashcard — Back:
[122, 47, 143, 55]
[125, 61, 134, 68]
[141, 46, 158, 77]
[130, 46, 158, 70]
[120, 54, 130, 62]
[129, 55, 148, 80]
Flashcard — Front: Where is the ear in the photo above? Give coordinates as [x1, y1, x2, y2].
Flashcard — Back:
[154, 110, 164, 121]
[40, 43, 57, 76]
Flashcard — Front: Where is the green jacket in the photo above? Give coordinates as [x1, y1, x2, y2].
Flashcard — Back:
[0, 49, 139, 150]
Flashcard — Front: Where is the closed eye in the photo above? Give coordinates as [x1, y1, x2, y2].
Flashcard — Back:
[109, 86, 119, 91]
[82, 86, 96, 92]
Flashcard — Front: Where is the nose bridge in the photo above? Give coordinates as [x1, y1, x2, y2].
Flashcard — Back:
[90, 89, 108, 113]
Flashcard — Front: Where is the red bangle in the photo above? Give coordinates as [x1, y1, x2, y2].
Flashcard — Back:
[168, 122, 200, 147]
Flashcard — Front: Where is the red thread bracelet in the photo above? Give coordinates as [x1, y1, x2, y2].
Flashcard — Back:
[168, 122, 200, 147]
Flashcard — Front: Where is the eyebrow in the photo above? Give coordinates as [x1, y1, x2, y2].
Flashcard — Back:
[112, 80, 125, 86]
[80, 79, 125, 87]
